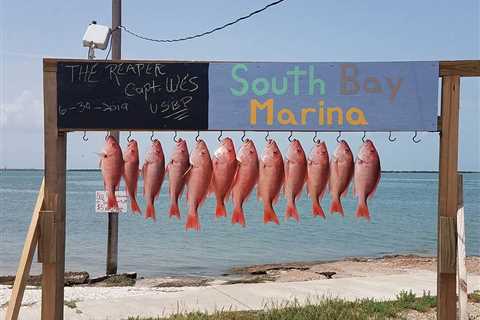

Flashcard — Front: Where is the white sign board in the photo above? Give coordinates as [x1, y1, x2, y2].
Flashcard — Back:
[95, 191, 128, 213]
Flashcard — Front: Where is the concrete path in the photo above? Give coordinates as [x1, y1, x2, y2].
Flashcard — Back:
[1, 270, 479, 319]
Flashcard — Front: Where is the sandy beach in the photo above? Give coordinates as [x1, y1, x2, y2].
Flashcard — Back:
[1, 255, 479, 319]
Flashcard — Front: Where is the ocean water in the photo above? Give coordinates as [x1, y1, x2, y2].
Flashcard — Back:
[0, 170, 479, 278]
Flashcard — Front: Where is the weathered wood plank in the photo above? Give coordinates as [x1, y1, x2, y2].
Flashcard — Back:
[437, 75, 460, 320]
[5, 179, 44, 320]
[438, 216, 457, 273]
[440, 60, 480, 77]
[457, 175, 467, 320]
[41, 62, 67, 320]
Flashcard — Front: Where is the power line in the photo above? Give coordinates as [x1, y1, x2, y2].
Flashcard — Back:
[118, 0, 286, 43]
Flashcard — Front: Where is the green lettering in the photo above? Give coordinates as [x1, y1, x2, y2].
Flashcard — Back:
[230, 64, 249, 96]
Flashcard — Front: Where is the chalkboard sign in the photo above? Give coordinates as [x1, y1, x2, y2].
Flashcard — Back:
[57, 61, 209, 130]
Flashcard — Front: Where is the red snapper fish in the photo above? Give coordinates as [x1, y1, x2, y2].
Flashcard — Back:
[142, 139, 165, 221]
[185, 140, 213, 231]
[284, 139, 307, 222]
[99, 135, 124, 210]
[167, 138, 190, 219]
[231, 139, 259, 227]
[329, 140, 354, 216]
[123, 139, 141, 214]
[307, 141, 330, 218]
[258, 139, 284, 224]
[354, 139, 381, 220]
[211, 137, 238, 218]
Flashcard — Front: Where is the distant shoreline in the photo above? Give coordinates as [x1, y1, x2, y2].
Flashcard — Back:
[2, 168, 479, 174]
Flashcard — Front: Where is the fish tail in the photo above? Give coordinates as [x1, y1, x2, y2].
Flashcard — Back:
[130, 197, 141, 214]
[285, 201, 300, 222]
[107, 191, 119, 210]
[169, 201, 181, 219]
[330, 197, 344, 216]
[355, 199, 370, 220]
[312, 200, 326, 218]
[145, 201, 156, 221]
[231, 205, 246, 227]
[263, 202, 280, 225]
[185, 205, 200, 231]
[215, 200, 227, 218]
[185, 213, 200, 231]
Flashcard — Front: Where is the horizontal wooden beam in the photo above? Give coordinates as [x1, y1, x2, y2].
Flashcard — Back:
[45, 58, 480, 77]
[440, 60, 480, 77]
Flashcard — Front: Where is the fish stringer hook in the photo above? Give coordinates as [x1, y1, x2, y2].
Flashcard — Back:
[412, 131, 421, 143]
[82, 130, 88, 142]
[388, 131, 397, 142]
[362, 131, 367, 143]
[288, 131, 294, 142]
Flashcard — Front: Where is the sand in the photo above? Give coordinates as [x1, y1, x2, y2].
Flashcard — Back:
[0, 255, 479, 319]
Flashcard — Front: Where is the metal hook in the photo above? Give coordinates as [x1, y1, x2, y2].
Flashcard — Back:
[362, 131, 367, 143]
[313, 131, 320, 144]
[336, 131, 342, 143]
[150, 131, 155, 142]
[105, 131, 110, 141]
[195, 130, 200, 142]
[412, 131, 421, 143]
[127, 131, 132, 142]
[388, 131, 397, 142]
[217, 130, 223, 142]
[173, 131, 180, 142]
[288, 131, 294, 142]
[265, 131, 270, 141]
[241, 131, 246, 142]
[82, 131, 88, 142]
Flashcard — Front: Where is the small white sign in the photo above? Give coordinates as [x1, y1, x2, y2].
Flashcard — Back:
[95, 191, 128, 213]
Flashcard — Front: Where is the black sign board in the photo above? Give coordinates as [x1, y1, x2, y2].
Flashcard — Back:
[57, 61, 209, 130]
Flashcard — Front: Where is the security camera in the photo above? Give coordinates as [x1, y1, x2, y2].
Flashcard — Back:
[83, 21, 111, 59]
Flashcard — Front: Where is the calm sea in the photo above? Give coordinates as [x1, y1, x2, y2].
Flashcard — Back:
[0, 170, 479, 277]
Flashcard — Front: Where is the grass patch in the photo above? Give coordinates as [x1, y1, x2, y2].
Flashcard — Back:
[64, 299, 79, 309]
[469, 290, 480, 303]
[127, 290, 437, 320]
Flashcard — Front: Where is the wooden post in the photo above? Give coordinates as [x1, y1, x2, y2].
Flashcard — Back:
[106, 0, 122, 276]
[457, 175, 467, 320]
[5, 179, 44, 320]
[41, 60, 67, 320]
[437, 75, 460, 320]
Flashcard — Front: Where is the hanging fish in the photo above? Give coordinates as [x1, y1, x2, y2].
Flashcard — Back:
[123, 139, 141, 214]
[284, 139, 307, 222]
[231, 139, 259, 227]
[142, 139, 165, 221]
[307, 141, 330, 218]
[99, 135, 124, 210]
[185, 139, 213, 231]
[167, 138, 190, 219]
[329, 140, 354, 216]
[258, 139, 284, 224]
[211, 137, 238, 218]
[354, 139, 381, 220]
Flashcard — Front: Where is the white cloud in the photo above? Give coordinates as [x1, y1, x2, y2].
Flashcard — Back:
[0, 90, 43, 130]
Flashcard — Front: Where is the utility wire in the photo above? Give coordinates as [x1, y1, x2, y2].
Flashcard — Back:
[118, 0, 286, 43]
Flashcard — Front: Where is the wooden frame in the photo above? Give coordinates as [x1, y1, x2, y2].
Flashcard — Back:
[5, 59, 480, 320]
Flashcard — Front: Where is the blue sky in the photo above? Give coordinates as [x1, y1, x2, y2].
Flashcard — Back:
[0, 0, 478, 170]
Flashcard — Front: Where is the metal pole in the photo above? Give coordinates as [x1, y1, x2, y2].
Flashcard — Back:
[107, 0, 121, 276]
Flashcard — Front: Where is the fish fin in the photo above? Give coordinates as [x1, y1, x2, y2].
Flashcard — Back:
[231, 205, 246, 227]
[285, 202, 300, 222]
[330, 197, 344, 216]
[169, 201, 181, 219]
[209, 173, 216, 195]
[355, 199, 370, 220]
[215, 200, 227, 218]
[263, 202, 280, 225]
[367, 170, 381, 200]
[284, 159, 289, 182]
[341, 184, 350, 198]
[231, 161, 241, 190]
[185, 213, 200, 231]
[145, 202, 156, 221]
[312, 200, 326, 218]
[130, 197, 141, 214]
[107, 191, 119, 210]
